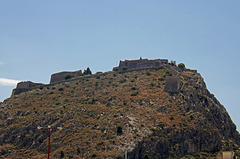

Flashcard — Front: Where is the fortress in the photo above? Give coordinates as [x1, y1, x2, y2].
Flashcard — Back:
[118, 58, 168, 70]
[11, 58, 182, 96]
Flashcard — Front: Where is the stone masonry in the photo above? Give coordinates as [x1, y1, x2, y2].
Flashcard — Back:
[164, 76, 181, 93]
[12, 81, 44, 95]
[118, 58, 168, 70]
[50, 70, 82, 84]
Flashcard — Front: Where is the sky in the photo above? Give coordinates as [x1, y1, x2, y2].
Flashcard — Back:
[0, 1, 239, 130]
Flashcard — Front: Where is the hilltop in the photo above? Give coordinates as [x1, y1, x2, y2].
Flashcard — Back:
[0, 58, 240, 159]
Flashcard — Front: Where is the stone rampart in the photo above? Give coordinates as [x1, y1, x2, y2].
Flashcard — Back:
[50, 70, 82, 84]
[119, 58, 168, 70]
[12, 81, 44, 96]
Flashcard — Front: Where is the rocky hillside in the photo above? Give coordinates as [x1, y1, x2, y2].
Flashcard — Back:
[0, 65, 239, 158]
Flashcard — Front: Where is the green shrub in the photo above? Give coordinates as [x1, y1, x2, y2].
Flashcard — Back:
[144, 154, 150, 159]
[131, 87, 137, 90]
[58, 88, 64, 91]
[235, 151, 240, 157]
[122, 66, 128, 70]
[131, 91, 139, 96]
[76, 147, 80, 155]
[60, 151, 64, 158]
[178, 63, 185, 70]
[158, 78, 164, 81]
[88, 98, 96, 104]
[64, 74, 72, 80]
[117, 125, 123, 135]
[149, 83, 154, 89]
[119, 79, 127, 83]
[158, 122, 165, 128]
[83, 67, 92, 75]
[199, 94, 208, 102]
[146, 72, 151, 76]
[97, 141, 104, 146]
[165, 69, 172, 76]
[113, 67, 119, 71]
[116, 156, 123, 159]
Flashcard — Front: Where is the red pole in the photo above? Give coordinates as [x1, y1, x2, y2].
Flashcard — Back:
[48, 127, 51, 159]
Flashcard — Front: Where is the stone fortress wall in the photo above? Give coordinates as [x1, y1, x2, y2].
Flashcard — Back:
[119, 58, 168, 70]
[12, 58, 183, 96]
[12, 81, 44, 96]
[50, 70, 82, 84]
[118, 58, 182, 93]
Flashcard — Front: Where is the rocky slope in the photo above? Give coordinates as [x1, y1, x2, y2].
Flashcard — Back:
[0, 66, 239, 158]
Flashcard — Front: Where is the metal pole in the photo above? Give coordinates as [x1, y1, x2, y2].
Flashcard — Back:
[48, 127, 51, 159]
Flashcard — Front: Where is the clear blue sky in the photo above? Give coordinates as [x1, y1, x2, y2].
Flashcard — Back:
[0, 1, 239, 130]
